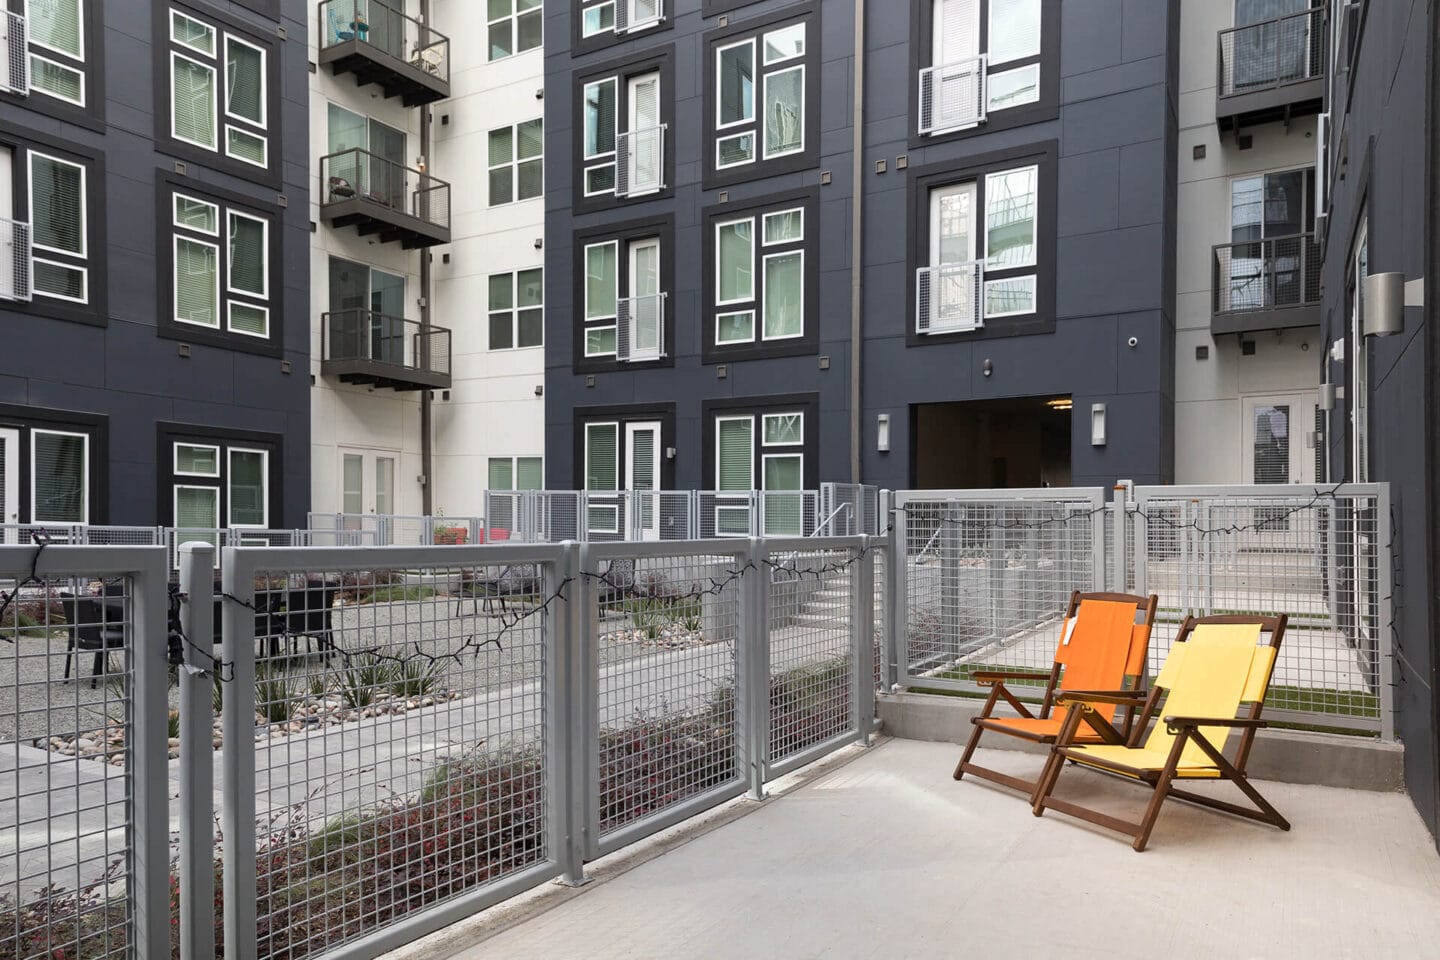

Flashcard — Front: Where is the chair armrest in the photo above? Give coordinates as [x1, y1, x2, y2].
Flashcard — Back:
[971, 670, 1050, 686]
[1054, 689, 1148, 706]
[1164, 716, 1266, 735]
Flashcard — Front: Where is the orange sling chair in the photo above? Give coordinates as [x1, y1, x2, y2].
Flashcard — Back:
[953, 590, 1158, 802]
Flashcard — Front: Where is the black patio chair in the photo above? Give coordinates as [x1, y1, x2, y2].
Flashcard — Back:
[64, 592, 126, 688]
[456, 564, 541, 616]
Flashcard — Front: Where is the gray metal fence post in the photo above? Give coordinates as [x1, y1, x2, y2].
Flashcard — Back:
[178, 543, 216, 960]
[220, 549, 258, 960]
[551, 542, 588, 884]
[853, 536, 875, 745]
[1377, 486, 1395, 742]
[879, 491, 897, 691]
[889, 494, 907, 691]
[743, 537, 768, 799]
[130, 546, 173, 960]
[1111, 483, 1128, 593]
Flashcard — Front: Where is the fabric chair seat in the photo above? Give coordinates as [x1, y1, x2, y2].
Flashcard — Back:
[981, 716, 1108, 743]
[1067, 744, 1223, 779]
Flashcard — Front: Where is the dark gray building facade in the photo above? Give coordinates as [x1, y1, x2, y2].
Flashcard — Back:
[0, 0, 310, 530]
[544, 0, 1179, 502]
[1316, 0, 1439, 841]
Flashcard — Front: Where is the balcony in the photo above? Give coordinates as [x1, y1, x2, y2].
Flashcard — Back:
[317, 0, 449, 106]
[1212, 233, 1321, 335]
[918, 55, 986, 136]
[616, 125, 667, 198]
[616, 292, 667, 362]
[321, 310, 451, 391]
[0, 217, 32, 302]
[320, 148, 451, 248]
[1216, 8, 1325, 132]
[915, 261, 983, 335]
[2, 10, 29, 95]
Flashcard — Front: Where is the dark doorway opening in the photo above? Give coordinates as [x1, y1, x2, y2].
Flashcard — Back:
[911, 396, 1072, 489]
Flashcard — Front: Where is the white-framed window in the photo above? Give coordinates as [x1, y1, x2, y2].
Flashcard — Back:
[488, 119, 544, 206]
[487, 456, 543, 492]
[227, 447, 267, 528]
[166, 7, 269, 168]
[927, 0, 1041, 119]
[171, 189, 271, 338]
[714, 21, 806, 170]
[170, 438, 271, 531]
[25, 0, 85, 105]
[713, 410, 805, 535]
[580, 0, 617, 36]
[489, 268, 544, 350]
[582, 235, 664, 358]
[581, 0, 664, 37]
[487, 0, 542, 61]
[27, 150, 88, 304]
[582, 77, 619, 196]
[174, 443, 220, 478]
[30, 428, 87, 523]
[583, 239, 619, 356]
[582, 68, 663, 197]
[583, 422, 620, 533]
[713, 205, 805, 344]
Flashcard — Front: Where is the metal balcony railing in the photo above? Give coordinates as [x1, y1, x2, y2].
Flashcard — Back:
[615, 0, 664, 33]
[321, 147, 451, 232]
[616, 292, 667, 362]
[318, 0, 450, 83]
[322, 309, 451, 389]
[916, 261, 983, 334]
[918, 55, 986, 136]
[0, 217, 32, 302]
[2, 10, 28, 95]
[616, 124, 666, 197]
[1212, 233, 1321, 314]
[1218, 7, 1325, 99]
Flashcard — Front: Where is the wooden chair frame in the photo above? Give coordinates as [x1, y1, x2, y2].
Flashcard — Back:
[954, 590, 1159, 802]
[1030, 614, 1290, 852]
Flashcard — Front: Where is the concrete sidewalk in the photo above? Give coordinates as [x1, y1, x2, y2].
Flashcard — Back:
[446, 739, 1440, 960]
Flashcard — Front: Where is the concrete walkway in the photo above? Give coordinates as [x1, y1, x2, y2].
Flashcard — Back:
[449, 739, 1440, 960]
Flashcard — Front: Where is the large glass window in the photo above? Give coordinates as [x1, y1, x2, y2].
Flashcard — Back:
[487, 0, 542, 61]
[583, 240, 619, 356]
[26, 0, 85, 105]
[170, 437, 272, 531]
[488, 119, 544, 206]
[714, 21, 806, 170]
[583, 78, 619, 195]
[712, 410, 806, 535]
[488, 456, 543, 491]
[28, 151, 88, 304]
[172, 188, 272, 338]
[923, 0, 1042, 135]
[712, 205, 805, 345]
[584, 422, 620, 532]
[167, 8, 270, 169]
[31, 430, 87, 523]
[489, 268, 544, 350]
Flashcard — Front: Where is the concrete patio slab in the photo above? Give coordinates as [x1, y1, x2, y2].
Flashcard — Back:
[443, 739, 1440, 960]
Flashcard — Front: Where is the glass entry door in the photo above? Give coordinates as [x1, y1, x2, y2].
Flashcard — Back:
[1243, 395, 1315, 486]
[340, 449, 396, 525]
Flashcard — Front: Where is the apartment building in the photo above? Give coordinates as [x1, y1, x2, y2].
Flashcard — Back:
[308, 0, 545, 522]
[0, 0, 310, 529]
[542, 0, 1179, 530]
[1173, 0, 1324, 485]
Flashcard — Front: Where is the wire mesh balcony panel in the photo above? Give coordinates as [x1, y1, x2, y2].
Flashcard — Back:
[616, 293, 667, 362]
[322, 310, 452, 390]
[320, 148, 452, 248]
[1, 10, 28, 95]
[916, 261, 984, 334]
[0, 218, 31, 302]
[1212, 233, 1321, 333]
[317, 0, 450, 104]
[616, 125, 666, 198]
[615, 0, 664, 33]
[918, 56, 986, 136]
[1216, 8, 1325, 128]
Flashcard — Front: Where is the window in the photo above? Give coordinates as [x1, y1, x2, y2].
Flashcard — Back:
[584, 422, 620, 533]
[31, 429, 87, 523]
[489, 268, 544, 349]
[487, 456, 543, 491]
[1221, 167, 1316, 312]
[714, 206, 804, 344]
[711, 407, 807, 536]
[164, 6, 273, 173]
[166, 434, 275, 531]
[581, 0, 664, 38]
[488, 119, 543, 206]
[488, 0, 542, 61]
[1349, 215, 1368, 483]
[577, 55, 671, 204]
[713, 21, 806, 171]
[582, 235, 665, 361]
[25, 0, 85, 105]
[917, 0, 1049, 137]
[171, 189, 271, 338]
[28, 150, 88, 304]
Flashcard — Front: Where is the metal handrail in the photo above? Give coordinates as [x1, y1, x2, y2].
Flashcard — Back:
[1217, 7, 1325, 98]
[1211, 232, 1320, 314]
[813, 502, 852, 538]
[0, 216, 32, 303]
[2, 10, 29, 95]
[918, 54, 986, 135]
[617, 292, 667, 362]
[615, 0, 664, 33]
[616, 124, 666, 197]
[318, 0, 451, 82]
[916, 260, 984, 334]
[322, 309, 452, 376]
[320, 147, 452, 230]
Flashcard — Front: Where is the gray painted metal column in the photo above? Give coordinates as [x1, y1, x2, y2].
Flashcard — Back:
[551, 542, 588, 884]
[853, 536, 875, 744]
[1111, 482, 1128, 593]
[178, 543, 216, 960]
[130, 547, 173, 960]
[220, 549, 258, 960]
[1377, 487, 1396, 742]
[743, 537, 767, 799]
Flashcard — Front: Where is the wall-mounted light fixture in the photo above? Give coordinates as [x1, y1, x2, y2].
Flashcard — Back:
[1090, 403, 1107, 447]
[1318, 381, 1336, 411]
[1364, 272, 1424, 337]
[876, 414, 891, 453]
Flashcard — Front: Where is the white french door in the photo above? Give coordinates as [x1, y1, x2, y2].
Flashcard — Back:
[933, 0, 979, 67]
[927, 182, 979, 329]
[0, 428, 17, 543]
[1242, 395, 1316, 486]
[628, 238, 661, 359]
[627, 73, 661, 194]
[340, 448, 396, 527]
[626, 421, 661, 541]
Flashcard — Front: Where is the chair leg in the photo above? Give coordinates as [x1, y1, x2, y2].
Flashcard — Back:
[953, 722, 986, 780]
[90, 650, 104, 689]
[64, 640, 75, 683]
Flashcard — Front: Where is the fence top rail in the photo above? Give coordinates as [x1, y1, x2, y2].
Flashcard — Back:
[895, 487, 1106, 506]
[1132, 482, 1388, 501]
[223, 542, 569, 575]
[578, 539, 749, 562]
[0, 543, 168, 578]
[760, 534, 867, 554]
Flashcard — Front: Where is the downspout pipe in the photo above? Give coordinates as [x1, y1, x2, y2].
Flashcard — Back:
[419, 0, 434, 515]
[849, 0, 865, 483]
